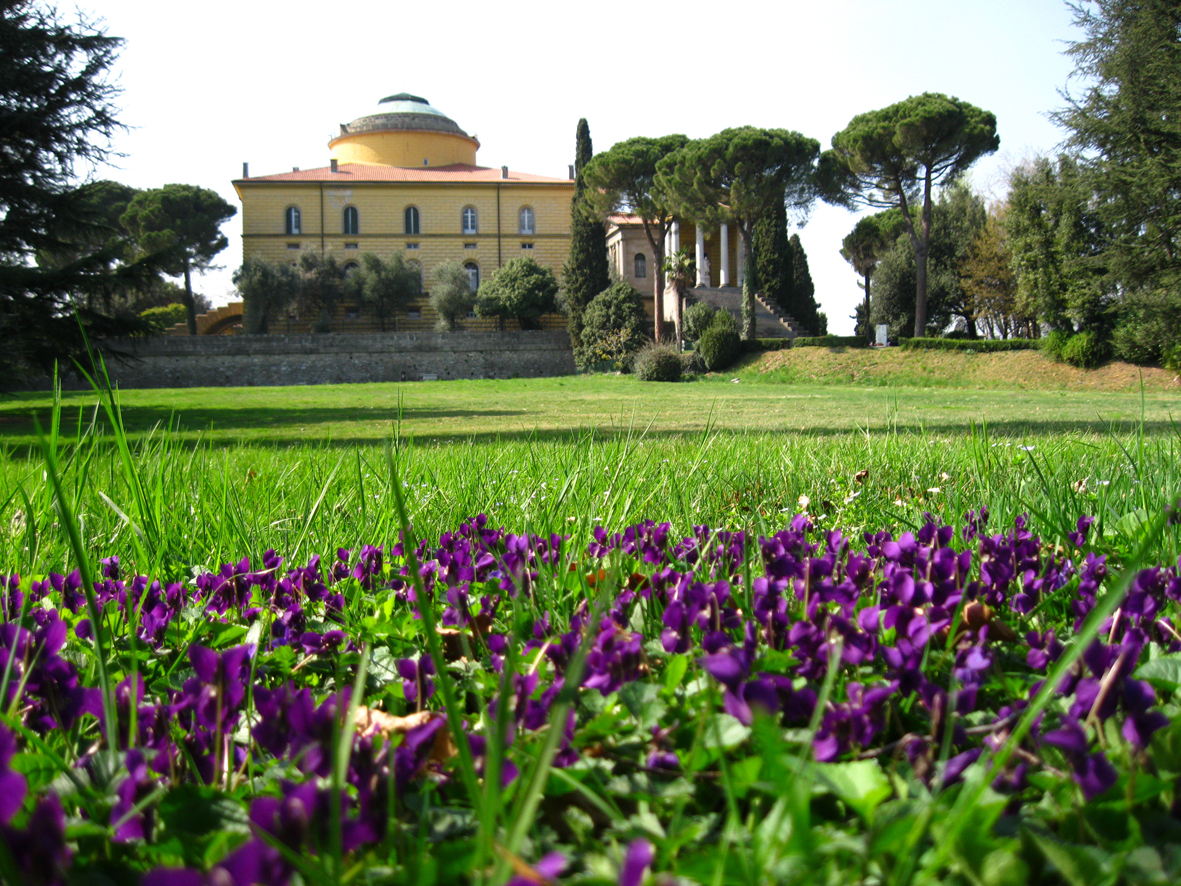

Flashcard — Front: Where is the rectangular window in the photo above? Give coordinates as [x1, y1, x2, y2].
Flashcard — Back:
[464, 243, 478, 250]
[286, 243, 300, 250]
[406, 243, 419, 249]
[407, 309, 421, 320]
[521, 243, 534, 250]
[345, 242, 358, 249]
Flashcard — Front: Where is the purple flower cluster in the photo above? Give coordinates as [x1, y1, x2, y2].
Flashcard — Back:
[0, 506, 1177, 882]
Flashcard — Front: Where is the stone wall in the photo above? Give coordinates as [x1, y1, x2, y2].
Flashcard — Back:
[38, 331, 575, 390]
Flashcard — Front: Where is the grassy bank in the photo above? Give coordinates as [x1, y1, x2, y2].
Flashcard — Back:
[739, 345, 1180, 391]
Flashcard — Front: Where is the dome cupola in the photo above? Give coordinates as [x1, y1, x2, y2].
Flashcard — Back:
[328, 94, 480, 168]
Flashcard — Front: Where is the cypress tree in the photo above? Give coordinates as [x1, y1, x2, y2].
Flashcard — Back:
[563, 119, 611, 351]
[752, 200, 792, 315]
[788, 234, 821, 334]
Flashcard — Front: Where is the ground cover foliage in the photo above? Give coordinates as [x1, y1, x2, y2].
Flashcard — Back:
[1, 378, 1181, 884]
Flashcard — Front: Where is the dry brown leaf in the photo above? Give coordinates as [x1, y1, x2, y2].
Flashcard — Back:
[627, 572, 650, 592]
[354, 706, 433, 738]
[855, 469, 869, 483]
[584, 568, 608, 588]
[957, 601, 1018, 642]
[354, 706, 457, 763]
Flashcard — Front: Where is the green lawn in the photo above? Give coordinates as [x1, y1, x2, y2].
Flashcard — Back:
[3, 375, 1179, 449]
[2, 373, 1181, 886]
[2, 374, 1178, 583]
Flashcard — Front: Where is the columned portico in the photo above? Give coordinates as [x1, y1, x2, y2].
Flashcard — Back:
[695, 228, 706, 286]
[719, 224, 730, 287]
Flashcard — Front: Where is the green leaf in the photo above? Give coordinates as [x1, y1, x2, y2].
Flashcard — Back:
[1024, 825, 1114, 886]
[1149, 715, 1181, 772]
[814, 760, 893, 821]
[1135, 655, 1181, 696]
[979, 848, 1031, 886]
[663, 654, 689, 694]
[619, 681, 665, 729]
[156, 784, 250, 866]
[701, 713, 750, 749]
[1115, 508, 1152, 542]
[756, 648, 798, 675]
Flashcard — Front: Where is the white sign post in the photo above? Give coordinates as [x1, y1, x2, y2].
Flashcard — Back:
[875, 324, 889, 347]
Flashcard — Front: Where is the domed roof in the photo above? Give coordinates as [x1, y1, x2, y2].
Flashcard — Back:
[339, 94, 472, 138]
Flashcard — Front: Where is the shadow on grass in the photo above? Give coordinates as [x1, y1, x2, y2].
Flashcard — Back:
[0, 403, 525, 436]
[2, 416, 1177, 459]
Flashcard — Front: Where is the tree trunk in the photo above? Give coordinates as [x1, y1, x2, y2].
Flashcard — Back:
[863, 272, 872, 341]
[642, 220, 666, 344]
[183, 256, 197, 335]
[739, 226, 755, 340]
[913, 167, 933, 337]
[896, 173, 932, 338]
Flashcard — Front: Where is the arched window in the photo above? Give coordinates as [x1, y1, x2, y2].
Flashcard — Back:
[343, 261, 360, 276]
[462, 206, 478, 234]
[634, 253, 647, 278]
[404, 206, 420, 235]
[519, 206, 535, 235]
[285, 206, 301, 235]
[343, 206, 359, 235]
[464, 261, 479, 292]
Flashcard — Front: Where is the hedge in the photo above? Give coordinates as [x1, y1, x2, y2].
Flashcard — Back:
[741, 338, 794, 353]
[792, 335, 869, 348]
[899, 338, 1041, 353]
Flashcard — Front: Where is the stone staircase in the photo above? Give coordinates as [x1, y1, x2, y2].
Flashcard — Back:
[164, 302, 244, 336]
[687, 286, 801, 338]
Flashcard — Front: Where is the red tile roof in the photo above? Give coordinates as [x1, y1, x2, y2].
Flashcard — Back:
[608, 213, 645, 225]
[237, 163, 572, 184]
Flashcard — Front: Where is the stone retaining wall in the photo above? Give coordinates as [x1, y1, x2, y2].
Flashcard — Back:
[36, 331, 575, 390]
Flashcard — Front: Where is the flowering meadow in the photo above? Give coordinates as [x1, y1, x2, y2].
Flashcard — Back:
[1, 382, 1181, 885]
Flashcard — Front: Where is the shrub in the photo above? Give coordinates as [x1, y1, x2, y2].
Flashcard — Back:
[696, 310, 742, 371]
[793, 335, 867, 348]
[235, 255, 300, 334]
[430, 260, 475, 331]
[633, 343, 682, 382]
[1060, 330, 1111, 369]
[475, 257, 559, 330]
[683, 302, 717, 341]
[1164, 344, 1181, 373]
[139, 303, 187, 332]
[680, 350, 706, 374]
[1041, 329, 1071, 361]
[1112, 289, 1181, 365]
[578, 282, 648, 372]
[900, 338, 1041, 353]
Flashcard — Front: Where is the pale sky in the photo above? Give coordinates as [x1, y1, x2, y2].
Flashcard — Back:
[88, 0, 1082, 334]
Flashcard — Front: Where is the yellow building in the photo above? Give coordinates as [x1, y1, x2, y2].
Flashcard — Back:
[232, 93, 574, 332]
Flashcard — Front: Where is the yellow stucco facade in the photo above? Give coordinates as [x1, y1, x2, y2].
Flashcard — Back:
[232, 93, 574, 331]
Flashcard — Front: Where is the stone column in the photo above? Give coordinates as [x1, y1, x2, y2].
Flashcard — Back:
[695, 227, 706, 286]
[671, 220, 680, 255]
[719, 223, 730, 287]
